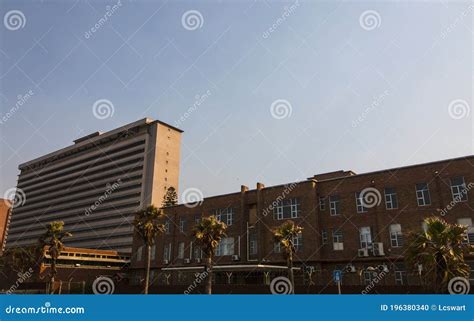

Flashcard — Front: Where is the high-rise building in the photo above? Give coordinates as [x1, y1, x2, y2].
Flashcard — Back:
[6, 118, 182, 253]
[0, 199, 11, 254]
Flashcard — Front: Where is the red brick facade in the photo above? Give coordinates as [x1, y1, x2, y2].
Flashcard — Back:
[130, 156, 474, 292]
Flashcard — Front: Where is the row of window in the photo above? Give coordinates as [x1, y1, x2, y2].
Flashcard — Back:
[321, 177, 469, 215]
[138, 216, 474, 262]
[322, 217, 474, 250]
[167, 177, 469, 229]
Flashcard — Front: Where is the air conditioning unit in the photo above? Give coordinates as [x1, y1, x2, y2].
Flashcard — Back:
[358, 248, 369, 257]
[232, 255, 240, 261]
[184, 259, 191, 264]
[345, 264, 356, 273]
[163, 260, 169, 265]
[195, 258, 202, 263]
[372, 243, 385, 256]
[377, 264, 389, 273]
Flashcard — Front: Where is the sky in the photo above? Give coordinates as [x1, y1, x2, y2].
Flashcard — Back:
[0, 0, 472, 200]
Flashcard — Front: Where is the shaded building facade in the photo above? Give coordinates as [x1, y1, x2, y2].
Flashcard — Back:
[129, 155, 474, 293]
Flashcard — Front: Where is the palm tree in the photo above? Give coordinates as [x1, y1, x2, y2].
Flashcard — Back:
[193, 216, 227, 294]
[133, 205, 165, 294]
[405, 216, 470, 293]
[273, 220, 303, 294]
[162, 187, 178, 208]
[39, 221, 72, 294]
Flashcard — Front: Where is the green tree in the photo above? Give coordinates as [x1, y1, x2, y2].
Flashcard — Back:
[162, 187, 178, 208]
[273, 220, 303, 294]
[133, 205, 165, 294]
[38, 221, 72, 294]
[193, 216, 227, 294]
[405, 217, 470, 293]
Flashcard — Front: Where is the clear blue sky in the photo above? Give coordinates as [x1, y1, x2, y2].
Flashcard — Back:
[0, 0, 472, 199]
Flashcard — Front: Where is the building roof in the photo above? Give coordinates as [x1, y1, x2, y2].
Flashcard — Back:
[18, 118, 183, 169]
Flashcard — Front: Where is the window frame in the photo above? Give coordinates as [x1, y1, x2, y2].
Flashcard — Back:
[415, 183, 431, 206]
[329, 195, 341, 216]
[384, 187, 399, 210]
[451, 177, 468, 202]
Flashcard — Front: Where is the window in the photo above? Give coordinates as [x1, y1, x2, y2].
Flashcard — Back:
[359, 227, 372, 249]
[390, 224, 403, 248]
[274, 242, 281, 253]
[150, 245, 156, 260]
[215, 208, 234, 226]
[457, 218, 474, 244]
[273, 198, 301, 220]
[178, 242, 185, 259]
[164, 220, 171, 234]
[216, 237, 234, 256]
[136, 246, 143, 261]
[179, 218, 186, 233]
[416, 183, 431, 206]
[293, 233, 303, 252]
[384, 188, 398, 209]
[363, 270, 375, 285]
[394, 263, 407, 285]
[355, 192, 368, 213]
[332, 229, 344, 251]
[451, 177, 468, 202]
[163, 244, 171, 261]
[329, 195, 341, 216]
[194, 214, 201, 224]
[321, 230, 328, 245]
[319, 197, 326, 210]
[193, 246, 202, 259]
[249, 239, 258, 255]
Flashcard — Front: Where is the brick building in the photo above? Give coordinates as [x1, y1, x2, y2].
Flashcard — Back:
[129, 155, 474, 293]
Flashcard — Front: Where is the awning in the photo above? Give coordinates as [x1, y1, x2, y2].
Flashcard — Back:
[161, 264, 301, 272]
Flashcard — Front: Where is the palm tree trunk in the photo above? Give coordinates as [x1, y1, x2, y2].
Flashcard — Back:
[50, 260, 56, 294]
[144, 245, 151, 295]
[287, 251, 295, 294]
[205, 256, 212, 295]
